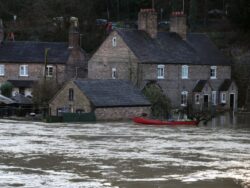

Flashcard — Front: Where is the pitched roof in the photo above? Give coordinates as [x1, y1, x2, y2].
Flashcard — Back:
[74, 79, 151, 107]
[193, 80, 209, 92]
[0, 94, 14, 104]
[11, 94, 33, 105]
[0, 41, 70, 64]
[187, 33, 231, 66]
[117, 29, 200, 64]
[116, 29, 231, 66]
[219, 79, 233, 91]
[8, 80, 35, 88]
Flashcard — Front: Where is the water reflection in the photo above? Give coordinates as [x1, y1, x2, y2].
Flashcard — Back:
[0, 114, 249, 188]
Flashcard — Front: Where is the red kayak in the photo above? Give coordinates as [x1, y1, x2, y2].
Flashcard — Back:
[133, 117, 199, 126]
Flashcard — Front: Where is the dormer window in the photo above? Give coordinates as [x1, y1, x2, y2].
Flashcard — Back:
[112, 37, 117, 47]
[181, 65, 189, 79]
[210, 66, 217, 79]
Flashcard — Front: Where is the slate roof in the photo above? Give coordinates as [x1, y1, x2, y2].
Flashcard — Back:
[187, 33, 231, 66]
[8, 80, 35, 88]
[193, 80, 209, 92]
[116, 29, 231, 65]
[117, 29, 200, 64]
[11, 94, 33, 105]
[0, 94, 14, 104]
[0, 41, 70, 64]
[219, 79, 233, 91]
[74, 79, 151, 107]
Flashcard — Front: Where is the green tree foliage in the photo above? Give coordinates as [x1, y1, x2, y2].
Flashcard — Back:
[0, 81, 13, 97]
[142, 82, 171, 118]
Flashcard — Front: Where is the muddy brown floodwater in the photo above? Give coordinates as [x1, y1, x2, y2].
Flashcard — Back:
[0, 113, 249, 188]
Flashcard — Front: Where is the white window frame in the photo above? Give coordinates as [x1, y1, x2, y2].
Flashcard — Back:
[181, 91, 188, 106]
[112, 68, 117, 79]
[45, 65, 53, 77]
[195, 94, 200, 104]
[181, 65, 189, 79]
[112, 37, 117, 47]
[221, 92, 226, 104]
[212, 91, 217, 105]
[157, 65, 165, 79]
[0, 65, 5, 76]
[210, 66, 217, 79]
[19, 65, 28, 77]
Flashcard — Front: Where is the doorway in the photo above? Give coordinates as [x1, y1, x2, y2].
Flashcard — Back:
[230, 93, 235, 109]
[204, 95, 209, 109]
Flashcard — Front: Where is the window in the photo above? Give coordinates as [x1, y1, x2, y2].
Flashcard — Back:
[210, 66, 217, 79]
[195, 94, 200, 104]
[181, 91, 188, 106]
[19, 65, 28, 76]
[0, 65, 5, 76]
[112, 68, 117, 79]
[212, 91, 217, 105]
[45, 66, 53, 77]
[182, 65, 189, 79]
[221, 92, 226, 104]
[112, 37, 117, 47]
[157, 65, 165, 79]
[69, 88, 74, 101]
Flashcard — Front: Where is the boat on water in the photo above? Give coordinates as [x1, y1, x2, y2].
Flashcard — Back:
[132, 117, 199, 126]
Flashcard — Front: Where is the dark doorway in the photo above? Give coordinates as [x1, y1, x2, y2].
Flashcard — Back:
[204, 95, 209, 109]
[230, 94, 235, 109]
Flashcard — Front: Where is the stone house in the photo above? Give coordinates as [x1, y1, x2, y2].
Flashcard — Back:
[0, 17, 87, 97]
[49, 79, 151, 121]
[88, 9, 238, 111]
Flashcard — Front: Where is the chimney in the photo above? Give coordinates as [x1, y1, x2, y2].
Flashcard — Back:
[68, 17, 80, 49]
[170, 11, 187, 40]
[138, 9, 157, 38]
[0, 19, 4, 43]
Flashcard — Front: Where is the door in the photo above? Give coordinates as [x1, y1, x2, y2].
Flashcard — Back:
[204, 95, 209, 109]
[230, 94, 235, 109]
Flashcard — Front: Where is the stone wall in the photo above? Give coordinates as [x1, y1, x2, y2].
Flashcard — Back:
[88, 31, 139, 85]
[49, 81, 92, 116]
[95, 106, 151, 121]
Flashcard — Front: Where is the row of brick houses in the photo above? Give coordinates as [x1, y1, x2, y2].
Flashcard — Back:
[0, 9, 238, 120]
[0, 17, 87, 97]
[88, 9, 238, 112]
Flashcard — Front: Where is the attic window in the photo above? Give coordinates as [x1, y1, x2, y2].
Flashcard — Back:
[181, 65, 189, 79]
[112, 37, 117, 47]
[0, 65, 5, 76]
[157, 65, 165, 79]
[210, 66, 217, 79]
[112, 68, 117, 79]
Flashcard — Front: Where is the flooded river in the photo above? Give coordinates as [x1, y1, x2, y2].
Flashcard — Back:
[0, 113, 249, 188]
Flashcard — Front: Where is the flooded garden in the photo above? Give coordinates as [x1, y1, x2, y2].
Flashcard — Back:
[0, 113, 249, 188]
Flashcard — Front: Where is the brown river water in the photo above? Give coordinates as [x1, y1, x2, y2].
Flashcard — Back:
[0, 113, 249, 188]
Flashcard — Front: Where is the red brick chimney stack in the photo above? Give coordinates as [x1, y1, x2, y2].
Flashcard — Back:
[68, 17, 80, 49]
[170, 11, 187, 40]
[138, 9, 158, 38]
[0, 19, 4, 43]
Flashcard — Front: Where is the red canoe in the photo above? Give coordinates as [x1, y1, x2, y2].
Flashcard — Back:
[133, 117, 199, 126]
